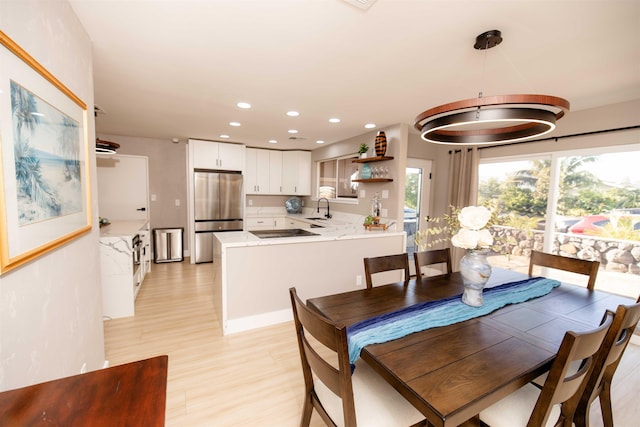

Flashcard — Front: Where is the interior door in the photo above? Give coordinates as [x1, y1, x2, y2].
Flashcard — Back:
[405, 158, 432, 274]
[97, 154, 149, 221]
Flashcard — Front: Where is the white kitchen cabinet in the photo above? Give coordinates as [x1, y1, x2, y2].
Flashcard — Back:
[282, 151, 311, 195]
[274, 217, 307, 229]
[245, 148, 271, 194]
[245, 217, 275, 230]
[100, 220, 150, 319]
[269, 150, 283, 194]
[189, 139, 245, 171]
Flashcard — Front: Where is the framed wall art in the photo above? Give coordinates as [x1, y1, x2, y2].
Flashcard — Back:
[0, 31, 92, 274]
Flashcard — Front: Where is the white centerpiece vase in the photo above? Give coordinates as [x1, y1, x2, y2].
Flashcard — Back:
[459, 248, 492, 307]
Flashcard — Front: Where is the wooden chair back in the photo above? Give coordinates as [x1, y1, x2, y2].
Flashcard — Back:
[413, 248, 452, 278]
[528, 250, 600, 290]
[573, 298, 640, 427]
[528, 312, 613, 426]
[289, 287, 357, 427]
[363, 253, 410, 289]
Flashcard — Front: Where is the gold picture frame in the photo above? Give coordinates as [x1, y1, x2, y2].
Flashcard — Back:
[0, 31, 92, 274]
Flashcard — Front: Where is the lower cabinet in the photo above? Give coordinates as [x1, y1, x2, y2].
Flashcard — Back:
[245, 217, 276, 230]
[246, 216, 308, 231]
[275, 217, 308, 229]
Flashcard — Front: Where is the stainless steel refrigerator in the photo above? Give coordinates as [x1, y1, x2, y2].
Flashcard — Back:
[193, 169, 243, 263]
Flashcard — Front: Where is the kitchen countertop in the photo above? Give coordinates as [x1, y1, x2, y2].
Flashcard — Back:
[99, 220, 148, 238]
[215, 215, 402, 248]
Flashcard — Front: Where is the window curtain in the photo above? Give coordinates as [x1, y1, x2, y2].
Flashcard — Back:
[447, 147, 480, 267]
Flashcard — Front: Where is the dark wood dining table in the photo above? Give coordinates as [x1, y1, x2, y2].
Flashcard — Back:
[0, 355, 168, 427]
[307, 270, 634, 427]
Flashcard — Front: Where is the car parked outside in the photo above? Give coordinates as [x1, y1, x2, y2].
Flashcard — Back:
[568, 215, 610, 234]
[568, 212, 640, 235]
[536, 216, 581, 233]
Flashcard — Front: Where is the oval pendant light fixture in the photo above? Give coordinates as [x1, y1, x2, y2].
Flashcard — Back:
[414, 30, 570, 145]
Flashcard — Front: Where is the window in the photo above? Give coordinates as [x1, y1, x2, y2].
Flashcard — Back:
[317, 154, 359, 199]
[478, 146, 640, 298]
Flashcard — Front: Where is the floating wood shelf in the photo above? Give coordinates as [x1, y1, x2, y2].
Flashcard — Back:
[363, 223, 388, 231]
[353, 178, 393, 183]
[353, 156, 394, 163]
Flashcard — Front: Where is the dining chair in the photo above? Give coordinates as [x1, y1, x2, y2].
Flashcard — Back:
[413, 248, 452, 278]
[363, 253, 410, 289]
[528, 250, 600, 290]
[479, 311, 613, 427]
[573, 298, 640, 427]
[289, 288, 426, 427]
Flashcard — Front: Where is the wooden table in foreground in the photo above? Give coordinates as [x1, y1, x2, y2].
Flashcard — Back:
[307, 271, 633, 427]
[0, 355, 168, 427]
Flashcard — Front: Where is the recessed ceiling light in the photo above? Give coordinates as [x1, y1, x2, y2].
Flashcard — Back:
[287, 111, 300, 117]
[219, 134, 230, 139]
[268, 139, 278, 144]
[316, 140, 325, 144]
[329, 118, 341, 123]
[236, 102, 251, 109]
[288, 129, 298, 134]
[229, 121, 241, 127]
[364, 123, 376, 129]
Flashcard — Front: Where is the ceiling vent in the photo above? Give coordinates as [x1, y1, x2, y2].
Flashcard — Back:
[342, 0, 378, 10]
[288, 136, 307, 140]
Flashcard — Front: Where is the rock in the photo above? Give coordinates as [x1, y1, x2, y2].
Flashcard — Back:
[605, 248, 635, 265]
[560, 243, 578, 254]
[605, 262, 628, 273]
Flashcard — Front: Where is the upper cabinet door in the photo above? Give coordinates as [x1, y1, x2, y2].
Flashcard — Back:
[97, 154, 149, 221]
[190, 139, 245, 171]
[282, 151, 311, 195]
[217, 142, 245, 171]
[269, 151, 283, 194]
[245, 148, 270, 194]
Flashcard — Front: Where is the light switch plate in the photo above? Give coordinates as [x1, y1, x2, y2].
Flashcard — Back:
[360, 189, 366, 198]
[382, 190, 389, 199]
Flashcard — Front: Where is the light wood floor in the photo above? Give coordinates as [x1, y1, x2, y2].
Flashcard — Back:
[104, 260, 640, 426]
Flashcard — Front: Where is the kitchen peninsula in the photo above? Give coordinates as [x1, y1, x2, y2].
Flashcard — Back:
[213, 215, 405, 334]
[99, 220, 151, 319]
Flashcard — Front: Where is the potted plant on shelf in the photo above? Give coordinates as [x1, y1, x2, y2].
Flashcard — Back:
[358, 143, 369, 158]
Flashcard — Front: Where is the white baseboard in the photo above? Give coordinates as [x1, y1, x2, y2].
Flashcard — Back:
[224, 309, 293, 335]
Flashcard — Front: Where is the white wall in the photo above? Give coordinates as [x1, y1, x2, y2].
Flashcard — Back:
[0, 0, 105, 391]
[310, 123, 410, 221]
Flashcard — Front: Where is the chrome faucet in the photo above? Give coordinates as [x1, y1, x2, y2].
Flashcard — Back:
[317, 197, 332, 219]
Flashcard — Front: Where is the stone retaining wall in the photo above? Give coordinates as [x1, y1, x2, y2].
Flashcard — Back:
[491, 226, 640, 275]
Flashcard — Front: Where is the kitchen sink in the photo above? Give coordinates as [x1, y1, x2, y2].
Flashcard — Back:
[249, 229, 320, 239]
[305, 217, 327, 220]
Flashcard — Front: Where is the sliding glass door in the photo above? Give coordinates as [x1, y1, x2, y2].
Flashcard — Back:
[478, 146, 640, 297]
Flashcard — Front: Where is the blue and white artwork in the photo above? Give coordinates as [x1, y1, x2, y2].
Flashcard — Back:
[10, 80, 82, 226]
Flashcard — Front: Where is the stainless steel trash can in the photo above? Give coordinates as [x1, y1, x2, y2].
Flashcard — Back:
[153, 227, 184, 263]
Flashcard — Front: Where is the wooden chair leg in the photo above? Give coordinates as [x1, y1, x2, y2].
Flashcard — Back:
[599, 381, 615, 427]
[573, 405, 590, 427]
[300, 393, 313, 427]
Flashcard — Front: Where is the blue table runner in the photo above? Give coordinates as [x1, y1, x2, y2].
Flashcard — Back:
[347, 277, 561, 365]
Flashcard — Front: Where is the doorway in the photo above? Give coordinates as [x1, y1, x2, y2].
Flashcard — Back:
[404, 158, 432, 273]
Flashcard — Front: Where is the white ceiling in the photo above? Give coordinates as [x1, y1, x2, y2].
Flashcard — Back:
[69, 0, 640, 150]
